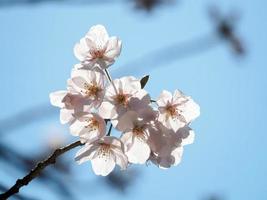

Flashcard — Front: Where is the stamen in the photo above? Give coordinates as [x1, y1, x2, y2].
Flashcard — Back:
[84, 118, 99, 131]
[114, 93, 128, 106]
[83, 83, 101, 98]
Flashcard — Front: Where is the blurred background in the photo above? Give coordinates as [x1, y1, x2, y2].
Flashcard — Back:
[0, 0, 266, 199]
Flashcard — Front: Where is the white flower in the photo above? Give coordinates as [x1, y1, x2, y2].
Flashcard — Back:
[118, 109, 157, 164]
[68, 69, 106, 109]
[69, 113, 106, 143]
[75, 136, 128, 176]
[98, 76, 150, 120]
[157, 90, 200, 131]
[149, 122, 194, 169]
[74, 25, 122, 69]
[49, 91, 89, 124]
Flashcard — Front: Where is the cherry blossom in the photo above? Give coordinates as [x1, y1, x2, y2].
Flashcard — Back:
[69, 113, 106, 143]
[49, 91, 89, 124]
[75, 136, 128, 176]
[98, 76, 150, 121]
[149, 122, 195, 169]
[74, 25, 122, 69]
[68, 69, 106, 109]
[118, 109, 157, 164]
[157, 90, 200, 131]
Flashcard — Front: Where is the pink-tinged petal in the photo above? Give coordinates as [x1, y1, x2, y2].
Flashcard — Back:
[134, 89, 150, 104]
[168, 117, 181, 132]
[171, 146, 184, 166]
[73, 38, 90, 61]
[59, 109, 74, 124]
[69, 119, 87, 136]
[80, 131, 99, 144]
[49, 91, 68, 108]
[125, 137, 150, 164]
[120, 131, 134, 150]
[70, 76, 88, 93]
[102, 136, 123, 149]
[75, 143, 99, 164]
[104, 37, 122, 59]
[120, 76, 141, 93]
[112, 148, 128, 170]
[157, 90, 172, 107]
[73, 63, 83, 70]
[116, 111, 137, 132]
[98, 101, 117, 119]
[138, 107, 158, 122]
[178, 127, 195, 146]
[172, 90, 184, 104]
[86, 25, 109, 49]
[91, 152, 115, 176]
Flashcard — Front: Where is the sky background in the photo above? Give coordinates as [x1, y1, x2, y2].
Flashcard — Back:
[0, 0, 267, 199]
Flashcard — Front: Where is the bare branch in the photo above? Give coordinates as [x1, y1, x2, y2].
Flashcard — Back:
[0, 141, 82, 200]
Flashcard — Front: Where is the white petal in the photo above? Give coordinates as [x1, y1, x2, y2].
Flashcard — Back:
[157, 90, 172, 107]
[59, 109, 74, 124]
[98, 101, 117, 119]
[168, 117, 181, 132]
[104, 37, 122, 59]
[86, 25, 109, 49]
[171, 146, 184, 166]
[112, 148, 128, 170]
[69, 119, 87, 136]
[73, 38, 89, 61]
[49, 91, 68, 108]
[91, 152, 115, 176]
[121, 131, 134, 150]
[102, 136, 123, 149]
[125, 137, 150, 164]
[75, 144, 99, 164]
[181, 98, 200, 122]
[181, 129, 195, 146]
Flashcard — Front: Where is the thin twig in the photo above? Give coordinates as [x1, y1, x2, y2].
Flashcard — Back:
[0, 141, 83, 200]
[104, 69, 118, 94]
[107, 124, 113, 136]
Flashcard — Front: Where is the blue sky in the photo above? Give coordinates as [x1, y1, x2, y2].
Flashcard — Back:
[0, 0, 267, 199]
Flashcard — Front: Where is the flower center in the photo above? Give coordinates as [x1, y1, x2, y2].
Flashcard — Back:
[165, 104, 177, 117]
[98, 144, 111, 159]
[114, 93, 128, 106]
[84, 118, 99, 131]
[90, 49, 105, 59]
[133, 126, 146, 140]
[83, 83, 101, 98]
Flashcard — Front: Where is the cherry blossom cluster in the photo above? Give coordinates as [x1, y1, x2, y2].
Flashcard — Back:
[50, 25, 200, 176]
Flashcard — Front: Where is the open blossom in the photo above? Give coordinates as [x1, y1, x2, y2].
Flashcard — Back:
[157, 90, 200, 131]
[74, 24, 122, 69]
[75, 136, 128, 176]
[68, 69, 106, 109]
[69, 113, 106, 143]
[49, 91, 89, 124]
[98, 76, 150, 121]
[118, 109, 157, 164]
[149, 122, 195, 169]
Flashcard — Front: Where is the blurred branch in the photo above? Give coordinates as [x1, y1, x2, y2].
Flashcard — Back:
[0, 140, 82, 200]
[113, 33, 220, 76]
[0, 103, 56, 134]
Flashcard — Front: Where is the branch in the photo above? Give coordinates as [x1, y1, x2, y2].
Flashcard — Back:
[0, 141, 83, 200]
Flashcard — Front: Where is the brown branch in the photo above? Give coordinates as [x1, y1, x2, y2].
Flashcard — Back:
[0, 141, 83, 200]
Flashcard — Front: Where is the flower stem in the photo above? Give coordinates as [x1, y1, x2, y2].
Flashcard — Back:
[104, 69, 118, 94]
